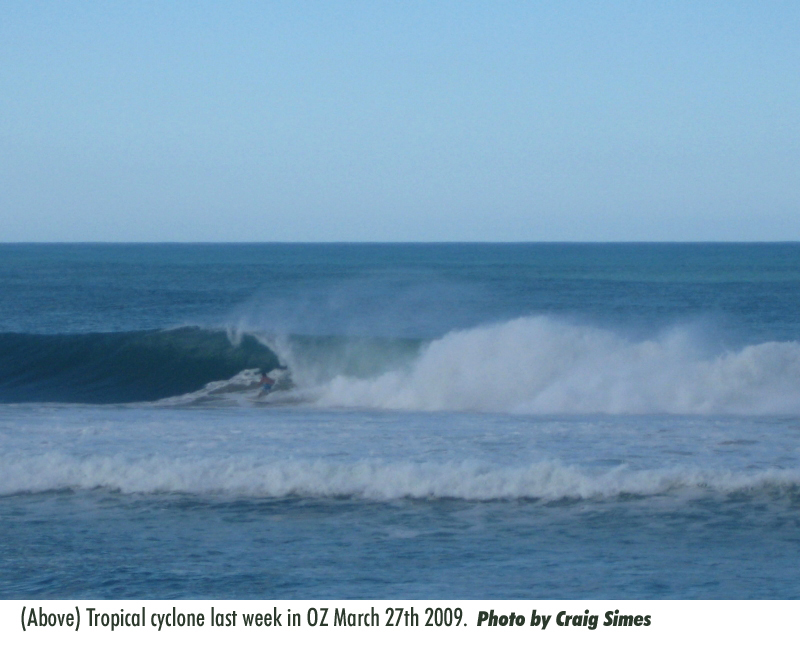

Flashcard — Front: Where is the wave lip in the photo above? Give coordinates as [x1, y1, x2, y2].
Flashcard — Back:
[0, 327, 283, 404]
[2, 454, 799, 501]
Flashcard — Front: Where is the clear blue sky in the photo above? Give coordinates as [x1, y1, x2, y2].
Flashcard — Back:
[2, 1, 798, 242]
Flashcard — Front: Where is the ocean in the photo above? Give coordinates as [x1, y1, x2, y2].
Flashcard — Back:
[1, 243, 799, 598]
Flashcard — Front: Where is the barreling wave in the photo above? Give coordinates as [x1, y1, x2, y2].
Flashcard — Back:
[1, 453, 799, 501]
[4, 316, 800, 413]
[0, 327, 282, 404]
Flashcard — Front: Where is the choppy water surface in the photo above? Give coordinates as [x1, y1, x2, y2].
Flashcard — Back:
[1, 244, 799, 598]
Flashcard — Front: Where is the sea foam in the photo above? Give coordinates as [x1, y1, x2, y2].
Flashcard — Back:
[306, 317, 800, 415]
[1, 453, 797, 500]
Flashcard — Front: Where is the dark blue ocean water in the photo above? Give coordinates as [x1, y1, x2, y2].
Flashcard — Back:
[1, 243, 799, 598]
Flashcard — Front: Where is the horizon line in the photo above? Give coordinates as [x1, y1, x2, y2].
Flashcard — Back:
[1, 240, 799, 245]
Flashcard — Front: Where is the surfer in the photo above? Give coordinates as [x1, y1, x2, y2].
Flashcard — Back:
[259, 372, 275, 396]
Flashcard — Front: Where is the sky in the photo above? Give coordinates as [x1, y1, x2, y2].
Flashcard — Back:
[1, 1, 798, 242]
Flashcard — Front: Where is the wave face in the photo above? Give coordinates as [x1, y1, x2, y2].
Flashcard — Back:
[0, 327, 282, 404]
[305, 316, 800, 415]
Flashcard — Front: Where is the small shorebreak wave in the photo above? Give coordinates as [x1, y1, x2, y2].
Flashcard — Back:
[2, 453, 799, 502]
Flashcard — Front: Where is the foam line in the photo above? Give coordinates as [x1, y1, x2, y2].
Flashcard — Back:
[1, 454, 798, 500]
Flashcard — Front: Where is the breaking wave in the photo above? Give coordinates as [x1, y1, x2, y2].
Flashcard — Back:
[307, 316, 800, 415]
[1, 453, 798, 501]
[0, 327, 282, 404]
[3, 316, 800, 414]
